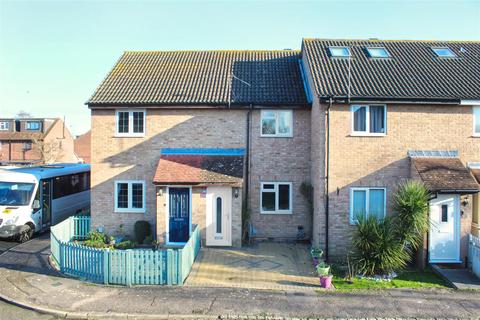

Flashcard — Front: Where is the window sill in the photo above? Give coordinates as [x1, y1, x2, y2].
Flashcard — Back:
[260, 134, 293, 138]
[350, 132, 386, 137]
[472, 135, 480, 138]
[114, 134, 145, 138]
[260, 211, 292, 215]
[115, 209, 145, 214]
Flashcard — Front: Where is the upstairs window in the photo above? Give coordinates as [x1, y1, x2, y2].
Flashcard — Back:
[328, 46, 350, 57]
[350, 187, 386, 224]
[261, 110, 293, 137]
[366, 47, 390, 58]
[116, 109, 145, 137]
[0, 122, 9, 131]
[432, 47, 456, 58]
[26, 121, 40, 131]
[474, 106, 480, 136]
[351, 105, 386, 135]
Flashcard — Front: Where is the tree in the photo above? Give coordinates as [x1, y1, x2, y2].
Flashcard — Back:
[31, 138, 62, 164]
[15, 110, 33, 118]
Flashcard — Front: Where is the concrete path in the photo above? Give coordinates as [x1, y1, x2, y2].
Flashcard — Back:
[186, 242, 321, 291]
[432, 265, 480, 290]
[1, 236, 480, 319]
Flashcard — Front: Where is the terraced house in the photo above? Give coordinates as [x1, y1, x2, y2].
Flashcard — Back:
[87, 39, 480, 265]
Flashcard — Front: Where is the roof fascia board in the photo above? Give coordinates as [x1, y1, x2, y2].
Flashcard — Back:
[318, 95, 460, 105]
[460, 100, 480, 105]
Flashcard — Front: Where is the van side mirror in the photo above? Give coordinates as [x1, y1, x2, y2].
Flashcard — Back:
[33, 200, 41, 210]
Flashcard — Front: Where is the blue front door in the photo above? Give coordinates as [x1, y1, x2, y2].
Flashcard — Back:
[168, 187, 190, 243]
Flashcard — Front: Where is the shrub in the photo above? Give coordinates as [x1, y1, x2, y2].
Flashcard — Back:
[392, 180, 429, 251]
[114, 240, 137, 250]
[352, 215, 409, 276]
[143, 235, 153, 245]
[134, 221, 151, 244]
[83, 231, 109, 248]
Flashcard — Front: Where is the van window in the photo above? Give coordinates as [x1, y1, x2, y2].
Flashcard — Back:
[0, 182, 35, 206]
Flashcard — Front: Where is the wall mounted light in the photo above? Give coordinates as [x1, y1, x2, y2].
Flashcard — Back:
[233, 188, 240, 198]
[461, 196, 469, 207]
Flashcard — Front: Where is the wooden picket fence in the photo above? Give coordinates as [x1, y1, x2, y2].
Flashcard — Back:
[468, 233, 480, 279]
[50, 216, 201, 285]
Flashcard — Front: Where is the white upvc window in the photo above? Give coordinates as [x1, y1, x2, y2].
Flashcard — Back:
[115, 109, 146, 137]
[261, 110, 293, 137]
[0, 122, 9, 131]
[114, 180, 146, 213]
[349, 187, 386, 224]
[260, 182, 292, 214]
[474, 106, 480, 136]
[351, 104, 387, 135]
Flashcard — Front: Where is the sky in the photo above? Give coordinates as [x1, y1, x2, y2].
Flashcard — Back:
[0, 0, 479, 136]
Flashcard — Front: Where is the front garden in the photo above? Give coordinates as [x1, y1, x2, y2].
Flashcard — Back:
[50, 216, 201, 286]
[311, 181, 449, 290]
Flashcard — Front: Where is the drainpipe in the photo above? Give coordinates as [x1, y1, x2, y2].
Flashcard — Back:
[325, 97, 332, 261]
[245, 104, 252, 206]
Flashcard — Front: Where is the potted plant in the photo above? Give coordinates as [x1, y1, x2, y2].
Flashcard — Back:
[310, 247, 323, 267]
[320, 274, 333, 289]
[316, 261, 330, 277]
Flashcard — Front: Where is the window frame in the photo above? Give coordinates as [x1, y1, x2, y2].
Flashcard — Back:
[115, 109, 146, 137]
[350, 104, 387, 136]
[26, 121, 41, 131]
[260, 110, 293, 138]
[114, 180, 146, 213]
[349, 187, 387, 225]
[328, 46, 351, 58]
[366, 47, 391, 58]
[473, 106, 480, 137]
[431, 47, 456, 58]
[0, 122, 9, 131]
[260, 182, 293, 215]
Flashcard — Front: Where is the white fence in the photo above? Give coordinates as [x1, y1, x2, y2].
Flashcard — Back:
[468, 234, 480, 279]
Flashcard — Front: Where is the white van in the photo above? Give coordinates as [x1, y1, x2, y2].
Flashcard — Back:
[0, 163, 90, 242]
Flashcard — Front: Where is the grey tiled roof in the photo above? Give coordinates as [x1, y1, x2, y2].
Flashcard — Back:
[302, 39, 480, 101]
[88, 51, 307, 106]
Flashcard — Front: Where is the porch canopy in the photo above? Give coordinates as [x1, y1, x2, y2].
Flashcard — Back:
[409, 151, 480, 194]
[153, 148, 244, 187]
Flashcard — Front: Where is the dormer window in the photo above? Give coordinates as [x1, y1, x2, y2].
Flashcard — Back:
[0, 122, 9, 131]
[26, 121, 41, 131]
[366, 47, 390, 58]
[432, 47, 456, 58]
[328, 46, 350, 58]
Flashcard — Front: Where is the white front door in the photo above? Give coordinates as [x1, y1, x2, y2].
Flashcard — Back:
[429, 194, 461, 263]
[206, 186, 232, 246]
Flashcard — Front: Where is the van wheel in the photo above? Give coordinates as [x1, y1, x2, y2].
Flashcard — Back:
[18, 225, 34, 243]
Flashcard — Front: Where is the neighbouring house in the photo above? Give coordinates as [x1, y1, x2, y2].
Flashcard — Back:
[87, 39, 480, 266]
[74, 130, 91, 163]
[0, 117, 78, 165]
[301, 39, 480, 264]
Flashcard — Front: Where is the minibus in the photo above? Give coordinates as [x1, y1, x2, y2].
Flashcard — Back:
[0, 163, 90, 242]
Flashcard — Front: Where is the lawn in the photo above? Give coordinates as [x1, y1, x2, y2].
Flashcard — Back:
[330, 266, 450, 291]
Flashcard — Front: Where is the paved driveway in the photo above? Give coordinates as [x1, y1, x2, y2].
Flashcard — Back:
[186, 242, 321, 291]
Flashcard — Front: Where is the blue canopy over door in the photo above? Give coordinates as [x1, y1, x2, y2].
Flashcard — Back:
[168, 187, 190, 243]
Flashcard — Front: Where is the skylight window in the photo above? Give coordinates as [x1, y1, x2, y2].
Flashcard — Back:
[329, 46, 350, 57]
[366, 47, 390, 58]
[432, 47, 456, 58]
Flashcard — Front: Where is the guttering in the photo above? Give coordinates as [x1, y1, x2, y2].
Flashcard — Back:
[318, 95, 460, 105]
[86, 102, 311, 109]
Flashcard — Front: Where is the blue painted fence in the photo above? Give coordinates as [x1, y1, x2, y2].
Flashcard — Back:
[50, 216, 201, 285]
